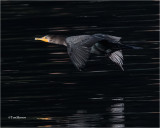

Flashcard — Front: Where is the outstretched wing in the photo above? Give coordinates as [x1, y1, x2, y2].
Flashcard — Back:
[93, 33, 122, 44]
[93, 34, 124, 70]
[66, 34, 123, 71]
[107, 50, 124, 71]
[66, 35, 98, 70]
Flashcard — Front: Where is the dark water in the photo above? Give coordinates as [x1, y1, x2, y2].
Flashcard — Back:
[1, 1, 159, 127]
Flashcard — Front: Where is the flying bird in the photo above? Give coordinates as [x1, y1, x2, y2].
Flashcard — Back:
[35, 34, 142, 71]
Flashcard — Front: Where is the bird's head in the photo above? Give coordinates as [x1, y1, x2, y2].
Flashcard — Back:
[35, 35, 66, 46]
[35, 35, 51, 43]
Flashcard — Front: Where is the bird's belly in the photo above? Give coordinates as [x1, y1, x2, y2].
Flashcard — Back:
[90, 43, 106, 55]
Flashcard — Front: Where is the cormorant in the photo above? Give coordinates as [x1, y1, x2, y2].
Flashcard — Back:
[35, 34, 142, 71]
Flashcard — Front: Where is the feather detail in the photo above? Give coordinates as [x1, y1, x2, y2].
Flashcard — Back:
[108, 50, 124, 71]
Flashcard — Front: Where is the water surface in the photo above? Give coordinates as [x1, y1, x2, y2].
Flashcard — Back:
[1, 1, 159, 127]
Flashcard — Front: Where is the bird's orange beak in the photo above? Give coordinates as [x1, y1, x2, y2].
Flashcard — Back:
[35, 36, 49, 42]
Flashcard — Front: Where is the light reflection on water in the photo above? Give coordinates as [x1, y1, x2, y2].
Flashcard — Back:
[30, 97, 125, 127]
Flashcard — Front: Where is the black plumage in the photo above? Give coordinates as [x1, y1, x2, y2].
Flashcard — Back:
[35, 33, 142, 71]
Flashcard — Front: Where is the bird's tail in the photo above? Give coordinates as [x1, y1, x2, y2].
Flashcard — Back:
[119, 43, 143, 50]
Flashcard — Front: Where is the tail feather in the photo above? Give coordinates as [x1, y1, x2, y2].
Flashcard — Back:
[128, 45, 143, 49]
[119, 44, 143, 50]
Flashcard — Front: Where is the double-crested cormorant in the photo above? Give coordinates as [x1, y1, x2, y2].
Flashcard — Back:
[35, 34, 142, 71]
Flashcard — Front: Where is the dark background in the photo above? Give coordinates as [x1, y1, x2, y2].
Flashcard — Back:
[1, 1, 159, 127]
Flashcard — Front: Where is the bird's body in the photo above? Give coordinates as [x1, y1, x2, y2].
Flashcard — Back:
[35, 33, 142, 71]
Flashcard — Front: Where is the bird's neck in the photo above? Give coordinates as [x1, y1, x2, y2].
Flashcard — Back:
[52, 36, 67, 46]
